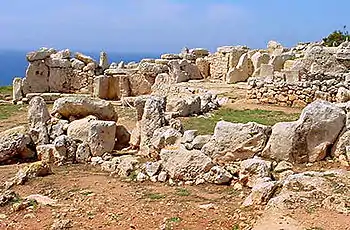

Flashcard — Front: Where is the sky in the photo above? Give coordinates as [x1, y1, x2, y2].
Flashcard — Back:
[0, 0, 349, 53]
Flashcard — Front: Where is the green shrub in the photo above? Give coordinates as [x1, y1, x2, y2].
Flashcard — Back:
[323, 26, 350, 47]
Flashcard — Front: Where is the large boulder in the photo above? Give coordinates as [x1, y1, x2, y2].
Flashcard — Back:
[166, 95, 201, 117]
[67, 116, 116, 156]
[0, 126, 35, 163]
[51, 97, 118, 121]
[160, 146, 214, 181]
[202, 121, 271, 164]
[262, 100, 346, 163]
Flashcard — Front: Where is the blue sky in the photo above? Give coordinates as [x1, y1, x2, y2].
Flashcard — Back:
[0, 0, 349, 53]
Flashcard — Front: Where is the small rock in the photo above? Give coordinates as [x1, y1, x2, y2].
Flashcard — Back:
[145, 162, 161, 177]
[51, 219, 72, 230]
[274, 161, 293, 173]
[157, 171, 168, 182]
[136, 172, 148, 182]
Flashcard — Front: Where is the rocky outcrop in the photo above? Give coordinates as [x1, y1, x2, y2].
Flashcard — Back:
[202, 121, 271, 164]
[262, 100, 346, 163]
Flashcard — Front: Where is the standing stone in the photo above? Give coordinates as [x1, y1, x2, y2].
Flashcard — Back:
[93, 76, 109, 99]
[25, 60, 49, 93]
[99, 51, 109, 70]
[139, 96, 166, 155]
[251, 52, 270, 70]
[12, 78, 23, 102]
[226, 53, 254, 84]
[196, 58, 210, 78]
[118, 75, 131, 97]
[259, 64, 274, 79]
[48, 68, 71, 93]
[28, 96, 50, 145]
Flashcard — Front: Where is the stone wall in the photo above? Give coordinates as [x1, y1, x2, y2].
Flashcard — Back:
[247, 41, 350, 106]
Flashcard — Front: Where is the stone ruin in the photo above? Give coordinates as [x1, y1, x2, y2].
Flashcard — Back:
[12, 40, 350, 108]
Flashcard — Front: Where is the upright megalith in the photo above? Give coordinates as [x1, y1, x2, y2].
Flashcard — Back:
[28, 96, 51, 145]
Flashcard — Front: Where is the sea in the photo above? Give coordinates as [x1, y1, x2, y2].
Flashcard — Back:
[0, 50, 160, 86]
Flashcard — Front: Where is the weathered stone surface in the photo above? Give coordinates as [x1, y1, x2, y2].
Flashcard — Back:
[138, 62, 168, 78]
[243, 181, 277, 207]
[203, 166, 233, 184]
[25, 60, 49, 93]
[99, 51, 109, 70]
[52, 97, 118, 121]
[335, 41, 350, 61]
[145, 161, 161, 177]
[139, 96, 166, 154]
[45, 58, 71, 68]
[192, 135, 211, 150]
[0, 126, 35, 163]
[161, 53, 181, 60]
[116, 155, 139, 177]
[195, 58, 210, 78]
[262, 100, 346, 163]
[67, 115, 98, 141]
[28, 96, 50, 145]
[129, 73, 153, 96]
[181, 130, 198, 144]
[88, 121, 116, 156]
[251, 52, 270, 70]
[53, 135, 77, 164]
[36, 144, 56, 164]
[26, 48, 56, 62]
[332, 130, 350, 166]
[71, 58, 85, 70]
[239, 157, 272, 188]
[75, 142, 91, 163]
[166, 95, 201, 117]
[336, 87, 350, 103]
[267, 40, 284, 56]
[269, 54, 293, 71]
[226, 53, 254, 83]
[51, 49, 71, 59]
[160, 146, 214, 180]
[151, 126, 182, 150]
[12, 78, 23, 102]
[10, 161, 52, 186]
[151, 73, 173, 95]
[189, 48, 210, 57]
[49, 68, 71, 93]
[202, 121, 271, 164]
[267, 170, 350, 214]
[75, 52, 96, 64]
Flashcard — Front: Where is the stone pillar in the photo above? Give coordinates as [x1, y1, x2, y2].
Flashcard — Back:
[12, 77, 23, 102]
[93, 75, 109, 99]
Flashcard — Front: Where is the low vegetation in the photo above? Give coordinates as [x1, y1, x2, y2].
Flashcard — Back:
[182, 108, 300, 135]
[0, 85, 12, 95]
[0, 104, 26, 120]
[323, 26, 350, 47]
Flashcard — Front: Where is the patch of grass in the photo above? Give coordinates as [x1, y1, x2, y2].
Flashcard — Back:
[181, 108, 300, 135]
[175, 188, 191, 196]
[145, 193, 166, 200]
[0, 104, 26, 120]
[0, 85, 12, 95]
[232, 224, 240, 230]
[168, 217, 181, 223]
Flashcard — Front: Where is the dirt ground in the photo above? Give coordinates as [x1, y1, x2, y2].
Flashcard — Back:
[0, 82, 349, 229]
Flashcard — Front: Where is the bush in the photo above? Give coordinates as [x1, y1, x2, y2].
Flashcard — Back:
[323, 26, 350, 47]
